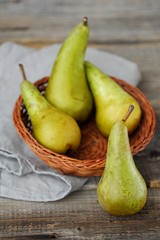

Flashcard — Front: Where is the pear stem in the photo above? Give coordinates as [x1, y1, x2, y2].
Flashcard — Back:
[122, 105, 134, 123]
[83, 16, 88, 26]
[19, 63, 27, 81]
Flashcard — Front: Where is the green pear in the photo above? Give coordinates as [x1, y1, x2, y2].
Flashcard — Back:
[97, 105, 147, 216]
[85, 61, 142, 136]
[45, 17, 93, 123]
[19, 64, 81, 154]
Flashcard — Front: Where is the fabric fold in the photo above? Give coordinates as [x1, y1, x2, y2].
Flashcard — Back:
[0, 42, 141, 201]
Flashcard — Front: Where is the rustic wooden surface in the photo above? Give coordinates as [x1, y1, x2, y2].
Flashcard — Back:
[0, 0, 160, 239]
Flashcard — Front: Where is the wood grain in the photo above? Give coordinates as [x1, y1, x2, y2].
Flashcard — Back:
[0, 0, 160, 45]
[0, 188, 160, 239]
[0, 0, 160, 239]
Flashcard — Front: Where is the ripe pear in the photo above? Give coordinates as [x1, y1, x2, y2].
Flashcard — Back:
[85, 61, 142, 136]
[97, 105, 147, 216]
[19, 64, 81, 154]
[45, 17, 93, 123]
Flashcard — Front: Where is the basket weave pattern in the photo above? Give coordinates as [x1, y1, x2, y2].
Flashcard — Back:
[13, 77, 156, 177]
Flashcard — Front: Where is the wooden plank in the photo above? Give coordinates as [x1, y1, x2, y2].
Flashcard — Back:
[0, 0, 160, 43]
[0, 188, 160, 239]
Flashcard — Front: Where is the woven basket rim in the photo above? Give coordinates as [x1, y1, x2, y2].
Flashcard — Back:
[12, 76, 156, 177]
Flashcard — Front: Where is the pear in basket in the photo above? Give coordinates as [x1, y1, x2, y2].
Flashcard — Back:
[19, 64, 81, 154]
[85, 61, 142, 137]
[45, 17, 93, 123]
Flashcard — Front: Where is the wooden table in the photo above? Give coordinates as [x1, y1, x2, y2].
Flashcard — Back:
[0, 1, 160, 239]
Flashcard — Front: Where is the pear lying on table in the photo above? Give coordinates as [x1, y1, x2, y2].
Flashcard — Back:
[85, 61, 142, 137]
[45, 17, 93, 123]
[97, 105, 147, 216]
[19, 64, 81, 154]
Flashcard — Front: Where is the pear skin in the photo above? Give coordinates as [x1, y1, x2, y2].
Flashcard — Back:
[45, 17, 93, 123]
[20, 65, 81, 154]
[97, 109, 147, 216]
[85, 61, 142, 136]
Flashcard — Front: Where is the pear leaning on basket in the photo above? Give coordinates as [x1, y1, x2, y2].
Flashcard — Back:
[97, 105, 147, 216]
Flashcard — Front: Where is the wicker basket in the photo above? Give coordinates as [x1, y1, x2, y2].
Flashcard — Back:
[13, 76, 156, 177]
